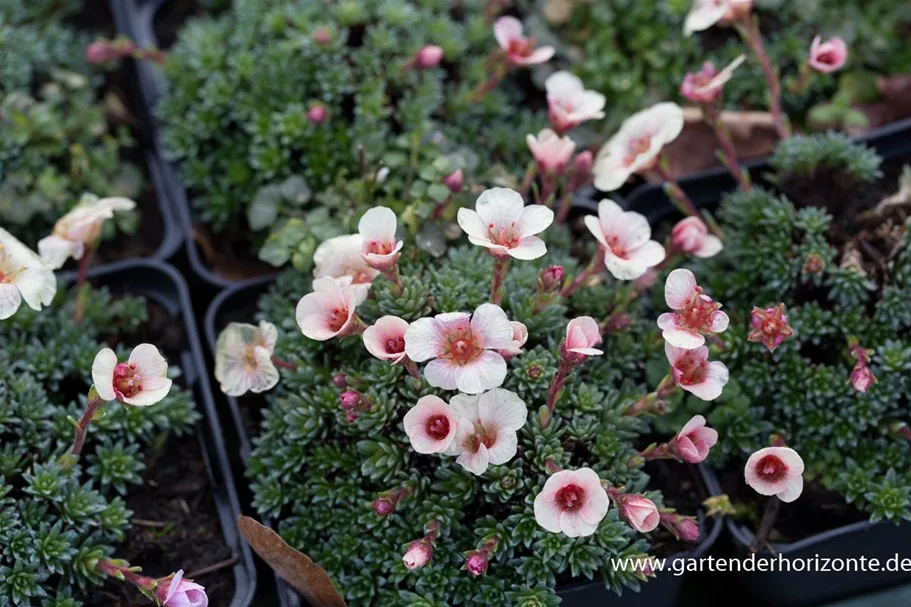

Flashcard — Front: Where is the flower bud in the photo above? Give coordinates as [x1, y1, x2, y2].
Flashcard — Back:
[602, 311, 631, 334]
[339, 390, 361, 410]
[402, 540, 433, 569]
[850, 364, 876, 393]
[617, 494, 660, 533]
[414, 45, 444, 69]
[374, 496, 395, 516]
[803, 253, 824, 274]
[307, 103, 328, 124]
[86, 41, 116, 65]
[313, 27, 332, 46]
[153, 570, 207, 607]
[660, 511, 700, 542]
[465, 551, 489, 576]
[538, 265, 565, 293]
[748, 304, 795, 353]
[442, 169, 464, 194]
[572, 150, 593, 187]
[332, 373, 348, 388]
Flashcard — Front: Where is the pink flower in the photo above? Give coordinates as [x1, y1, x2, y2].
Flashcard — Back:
[457, 187, 554, 260]
[155, 570, 207, 607]
[672, 415, 719, 462]
[493, 16, 554, 66]
[465, 551, 489, 576]
[497, 321, 528, 358]
[684, 0, 753, 36]
[92, 344, 173, 407]
[657, 269, 729, 349]
[404, 304, 513, 393]
[538, 265, 565, 292]
[214, 321, 280, 396]
[313, 234, 380, 284]
[745, 446, 804, 503]
[358, 207, 403, 271]
[414, 45, 443, 68]
[809, 36, 848, 74]
[445, 389, 527, 475]
[661, 512, 701, 542]
[615, 493, 660, 533]
[403, 540, 433, 569]
[527, 129, 576, 175]
[363, 315, 409, 363]
[545, 71, 606, 133]
[665, 343, 729, 401]
[295, 276, 369, 341]
[534, 467, 609, 537]
[583, 199, 666, 280]
[403, 395, 462, 454]
[850, 364, 877, 393]
[86, 40, 118, 64]
[748, 304, 795, 352]
[307, 103, 328, 124]
[593, 102, 684, 192]
[38, 196, 136, 269]
[312, 27, 332, 45]
[679, 56, 745, 104]
[563, 317, 603, 361]
[442, 169, 464, 193]
[671, 216, 723, 258]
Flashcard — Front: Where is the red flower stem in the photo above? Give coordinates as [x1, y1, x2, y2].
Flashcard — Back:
[703, 102, 751, 191]
[639, 441, 674, 461]
[63, 387, 106, 467]
[95, 559, 155, 591]
[560, 252, 604, 298]
[654, 163, 723, 237]
[271, 355, 297, 371]
[490, 257, 511, 304]
[544, 360, 571, 420]
[383, 264, 404, 293]
[749, 496, 781, 553]
[402, 358, 422, 381]
[73, 245, 96, 324]
[738, 17, 790, 140]
[519, 162, 537, 198]
[470, 60, 507, 102]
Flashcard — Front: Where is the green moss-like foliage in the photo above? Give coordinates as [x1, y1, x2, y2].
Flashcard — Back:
[0, 1, 143, 246]
[0, 288, 199, 605]
[158, 0, 544, 244]
[692, 136, 911, 523]
[549, 0, 911, 131]
[246, 219, 705, 605]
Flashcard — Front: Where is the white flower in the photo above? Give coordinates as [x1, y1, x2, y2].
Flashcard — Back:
[457, 188, 554, 260]
[534, 467, 609, 537]
[405, 304, 514, 393]
[545, 71, 606, 133]
[657, 269, 729, 349]
[0, 228, 56, 320]
[446, 388, 528, 475]
[313, 234, 380, 284]
[593, 103, 684, 192]
[493, 16, 555, 66]
[403, 395, 462, 454]
[92, 343, 172, 406]
[683, 0, 752, 36]
[745, 446, 804, 503]
[583, 200, 666, 280]
[295, 277, 369, 341]
[358, 207, 403, 271]
[38, 195, 136, 269]
[665, 343, 729, 401]
[214, 321, 280, 396]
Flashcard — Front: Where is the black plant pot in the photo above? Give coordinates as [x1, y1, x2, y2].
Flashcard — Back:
[84, 259, 257, 606]
[204, 269, 723, 607]
[624, 117, 911, 223]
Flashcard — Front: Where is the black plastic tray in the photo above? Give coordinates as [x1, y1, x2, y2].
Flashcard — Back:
[204, 272, 723, 607]
[84, 258, 257, 607]
[110, 0, 280, 289]
[625, 116, 911, 223]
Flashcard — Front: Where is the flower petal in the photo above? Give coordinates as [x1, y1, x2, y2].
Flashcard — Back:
[457, 208, 489, 241]
[92, 348, 118, 401]
[403, 318, 445, 361]
[423, 358, 460, 390]
[129, 344, 168, 379]
[478, 388, 528, 432]
[0, 284, 22, 320]
[493, 16, 522, 50]
[454, 350, 507, 394]
[470, 304, 513, 349]
[665, 269, 698, 309]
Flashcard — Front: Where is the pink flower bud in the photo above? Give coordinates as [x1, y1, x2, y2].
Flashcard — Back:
[307, 103, 328, 124]
[313, 27, 332, 46]
[442, 169, 464, 194]
[803, 253, 824, 274]
[850, 364, 876, 393]
[465, 551, 489, 576]
[671, 217, 723, 258]
[374, 496, 395, 516]
[809, 36, 848, 74]
[571, 150, 594, 188]
[679, 56, 744, 104]
[615, 493, 660, 533]
[676, 516, 700, 542]
[403, 540, 433, 569]
[86, 41, 116, 65]
[332, 373, 348, 388]
[339, 390, 361, 410]
[414, 45, 443, 69]
[154, 570, 208, 607]
[538, 265, 565, 293]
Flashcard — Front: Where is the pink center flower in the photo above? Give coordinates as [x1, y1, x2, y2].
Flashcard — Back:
[358, 207, 403, 271]
[583, 199, 666, 280]
[363, 315, 410, 363]
[665, 343, 729, 401]
[658, 269, 729, 349]
[404, 395, 461, 454]
[534, 467, 609, 538]
[92, 344, 173, 407]
[748, 304, 794, 352]
[672, 414, 718, 463]
[545, 71, 606, 133]
[458, 188, 554, 260]
[527, 128, 576, 175]
[671, 216, 724, 258]
[555, 484, 585, 511]
[493, 16, 555, 66]
[563, 316, 603, 362]
[679, 56, 745, 104]
[445, 389, 528, 475]
[809, 36, 848, 74]
[744, 446, 804, 503]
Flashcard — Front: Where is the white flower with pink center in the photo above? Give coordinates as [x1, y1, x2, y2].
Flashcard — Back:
[679, 56, 745, 104]
[403, 395, 462, 454]
[658, 269, 729, 349]
[673, 415, 719, 463]
[563, 317, 603, 359]
[358, 207, 403, 271]
[214, 321, 280, 396]
[665, 343, 729, 401]
[527, 129, 576, 175]
[534, 467, 609, 538]
[404, 304, 513, 393]
[683, 0, 753, 36]
[583, 199, 666, 280]
[295, 276, 369, 341]
[363, 315, 409, 363]
[313, 234, 380, 284]
[545, 71, 606, 133]
[593, 102, 684, 192]
[745, 446, 804, 503]
[445, 388, 528, 475]
[0, 228, 56, 320]
[493, 16, 555, 66]
[38, 195, 135, 269]
[671, 216, 723, 258]
[457, 188, 554, 261]
[809, 36, 848, 74]
[497, 321, 528, 358]
[92, 343, 173, 406]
